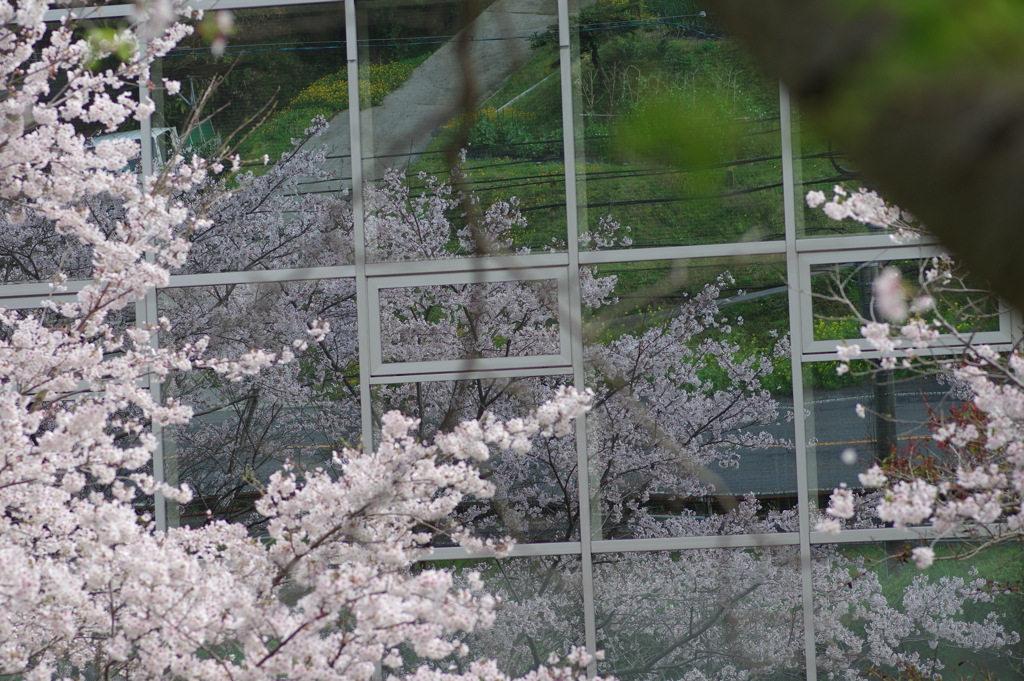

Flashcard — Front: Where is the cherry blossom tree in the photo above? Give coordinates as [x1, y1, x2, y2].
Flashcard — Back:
[0, 5, 605, 681]
[810, 188, 1024, 565]
[0, 0, 1019, 676]
[353, 174, 1022, 679]
[8, 125, 1017, 680]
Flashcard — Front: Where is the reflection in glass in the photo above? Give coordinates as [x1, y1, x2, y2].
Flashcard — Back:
[154, 5, 352, 273]
[180, 152, 356, 273]
[583, 256, 796, 539]
[403, 556, 584, 676]
[792, 110, 872, 239]
[814, 542, 1023, 679]
[0, 302, 134, 337]
[365, 166, 565, 262]
[379, 278, 559, 364]
[0, 205, 92, 283]
[373, 376, 577, 544]
[803, 367, 962, 512]
[160, 279, 359, 530]
[572, 3, 782, 248]
[158, 4, 349, 172]
[811, 259, 1000, 342]
[358, 0, 567, 259]
[595, 548, 805, 679]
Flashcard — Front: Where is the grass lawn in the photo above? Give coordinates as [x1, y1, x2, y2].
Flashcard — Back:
[237, 52, 433, 164]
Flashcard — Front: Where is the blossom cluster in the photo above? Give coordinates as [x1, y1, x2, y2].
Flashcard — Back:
[810, 188, 1024, 565]
[0, 4, 607, 680]
[0, 0, 1017, 673]
[805, 185, 912, 236]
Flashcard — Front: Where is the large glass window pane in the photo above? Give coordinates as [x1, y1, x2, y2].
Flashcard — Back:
[2, 11, 354, 283]
[792, 108, 874, 239]
[595, 548, 805, 679]
[175, 161, 356, 273]
[809, 258, 1000, 344]
[803, 364, 962, 514]
[159, 4, 348, 167]
[358, 0, 567, 261]
[584, 256, 796, 539]
[572, 3, 782, 249]
[156, 5, 353, 272]
[377, 275, 562, 365]
[814, 542, 1023, 679]
[159, 278, 359, 530]
[372, 375, 577, 544]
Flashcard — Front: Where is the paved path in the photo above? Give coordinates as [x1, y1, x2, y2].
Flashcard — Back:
[719, 377, 957, 499]
[314, 0, 557, 190]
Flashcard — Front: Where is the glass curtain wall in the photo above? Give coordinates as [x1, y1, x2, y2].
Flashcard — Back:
[19, 0, 1024, 679]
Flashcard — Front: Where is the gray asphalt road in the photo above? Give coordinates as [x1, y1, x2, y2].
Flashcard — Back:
[307, 0, 557, 192]
[715, 376, 960, 500]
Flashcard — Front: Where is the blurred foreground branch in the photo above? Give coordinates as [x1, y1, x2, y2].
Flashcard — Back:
[712, 0, 1024, 312]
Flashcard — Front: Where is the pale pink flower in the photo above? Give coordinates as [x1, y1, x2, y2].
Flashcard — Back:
[911, 546, 935, 569]
[873, 266, 907, 322]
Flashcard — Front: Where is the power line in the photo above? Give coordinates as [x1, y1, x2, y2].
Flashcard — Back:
[163, 17, 728, 57]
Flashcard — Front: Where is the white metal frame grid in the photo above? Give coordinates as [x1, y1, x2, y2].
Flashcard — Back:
[366, 267, 573, 377]
[13, 3, 1015, 679]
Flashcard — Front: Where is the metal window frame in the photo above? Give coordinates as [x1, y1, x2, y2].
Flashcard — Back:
[796, 245, 1015, 357]
[366, 266, 573, 378]
[5, 5, 1013, 680]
